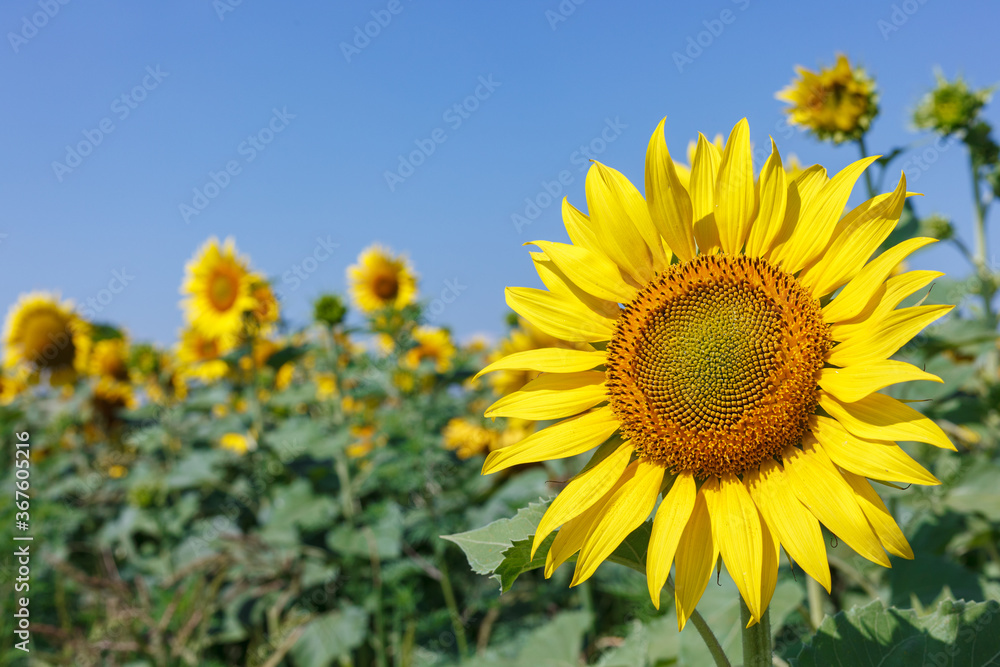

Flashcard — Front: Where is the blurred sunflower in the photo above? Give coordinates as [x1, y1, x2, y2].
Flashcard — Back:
[347, 244, 418, 313]
[443, 417, 498, 459]
[220, 432, 252, 455]
[0, 369, 30, 405]
[176, 327, 230, 382]
[181, 237, 257, 342]
[249, 278, 280, 333]
[402, 325, 456, 373]
[479, 117, 953, 629]
[777, 53, 878, 143]
[2, 292, 91, 385]
[89, 337, 130, 382]
[315, 372, 338, 400]
[92, 377, 137, 423]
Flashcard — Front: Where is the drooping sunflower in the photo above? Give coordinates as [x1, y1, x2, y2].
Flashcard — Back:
[3, 292, 91, 385]
[347, 244, 418, 314]
[181, 237, 257, 342]
[478, 118, 953, 629]
[777, 53, 879, 143]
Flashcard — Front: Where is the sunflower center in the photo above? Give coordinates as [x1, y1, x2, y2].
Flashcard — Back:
[22, 312, 76, 368]
[606, 255, 831, 478]
[372, 273, 399, 300]
[208, 270, 239, 311]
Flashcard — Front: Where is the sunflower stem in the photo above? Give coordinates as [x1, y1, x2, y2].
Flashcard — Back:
[740, 598, 772, 667]
[663, 578, 732, 667]
[857, 136, 877, 199]
[806, 576, 825, 630]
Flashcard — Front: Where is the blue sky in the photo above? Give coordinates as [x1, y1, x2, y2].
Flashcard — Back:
[2, 0, 998, 345]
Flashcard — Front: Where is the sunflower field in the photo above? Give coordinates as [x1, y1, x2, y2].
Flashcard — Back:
[3, 55, 1000, 667]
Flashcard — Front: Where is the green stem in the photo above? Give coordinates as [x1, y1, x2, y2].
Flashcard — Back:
[437, 556, 470, 658]
[806, 576, 825, 631]
[857, 136, 877, 199]
[663, 578, 732, 667]
[969, 152, 997, 327]
[740, 598, 772, 667]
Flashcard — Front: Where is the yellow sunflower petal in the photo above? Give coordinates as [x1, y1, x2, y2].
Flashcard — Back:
[562, 198, 603, 256]
[485, 372, 607, 420]
[647, 472, 696, 609]
[744, 139, 787, 258]
[545, 487, 616, 577]
[781, 156, 879, 273]
[585, 162, 664, 282]
[715, 118, 756, 254]
[826, 304, 953, 366]
[766, 165, 827, 268]
[690, 134, 722, 253]
[475, 348, 606, 380]
[818, 391, 955, 450]
[482, 407, 619, 474]
[528, 240, 637, 304]
[831, 270, 944, 340]
[674, 490, 718, 631]
[822, 237, 937, 323]
[799, 174, 908, 297]
[811, 415, 939, 486]
[531, 252, 622, 320]
[839, 469, 914, 559]
[817, 360, 943, 403]
[783, 439, 890, 567]
[571, 460, 664, 585]
[703, 473, 769, 624]
[533, 441, 634, 556]
[505, 286, 616, 343]
[747, 460, 831, 593]
[646, 118, 696, 262]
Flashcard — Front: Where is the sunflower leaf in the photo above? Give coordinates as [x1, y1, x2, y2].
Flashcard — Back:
[792, 598, 1000, 667]
[442, 499, 551, 578]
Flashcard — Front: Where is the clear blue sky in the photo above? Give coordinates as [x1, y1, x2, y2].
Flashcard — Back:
[2, 0, 998, 345]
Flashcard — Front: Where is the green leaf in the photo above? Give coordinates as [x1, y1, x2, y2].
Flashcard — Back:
[793, 599, 1000, 667]
[326, 503, 403, 560]
[493, 534, 556, 593]
[943, 463, 1000, 522]
[464, 610, 593, 667]
[442, 500, 550, 576]
[289, 606, 369, 667]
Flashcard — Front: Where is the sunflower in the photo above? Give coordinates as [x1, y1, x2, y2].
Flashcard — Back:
[176, 327, 231, 383]
[443, 417, 499, 459]
[347, 244, 418, 314]
[89, 337, 130, 382]
[181, 237, 257, 342]
[478, 117, 953, 629]
[2, 292, 91, 385]
[249, 277, 280, 333]
[220, 432, 252, 455]
[777, 54, 878, 143]
[402, 325, 456, 373]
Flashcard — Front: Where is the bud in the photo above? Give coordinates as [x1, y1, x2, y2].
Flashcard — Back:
[313, 294, 348, 327]
[913, 71, 994, 136]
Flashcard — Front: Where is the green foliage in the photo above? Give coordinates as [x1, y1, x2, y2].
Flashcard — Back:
[794, 599, 1000, 667]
